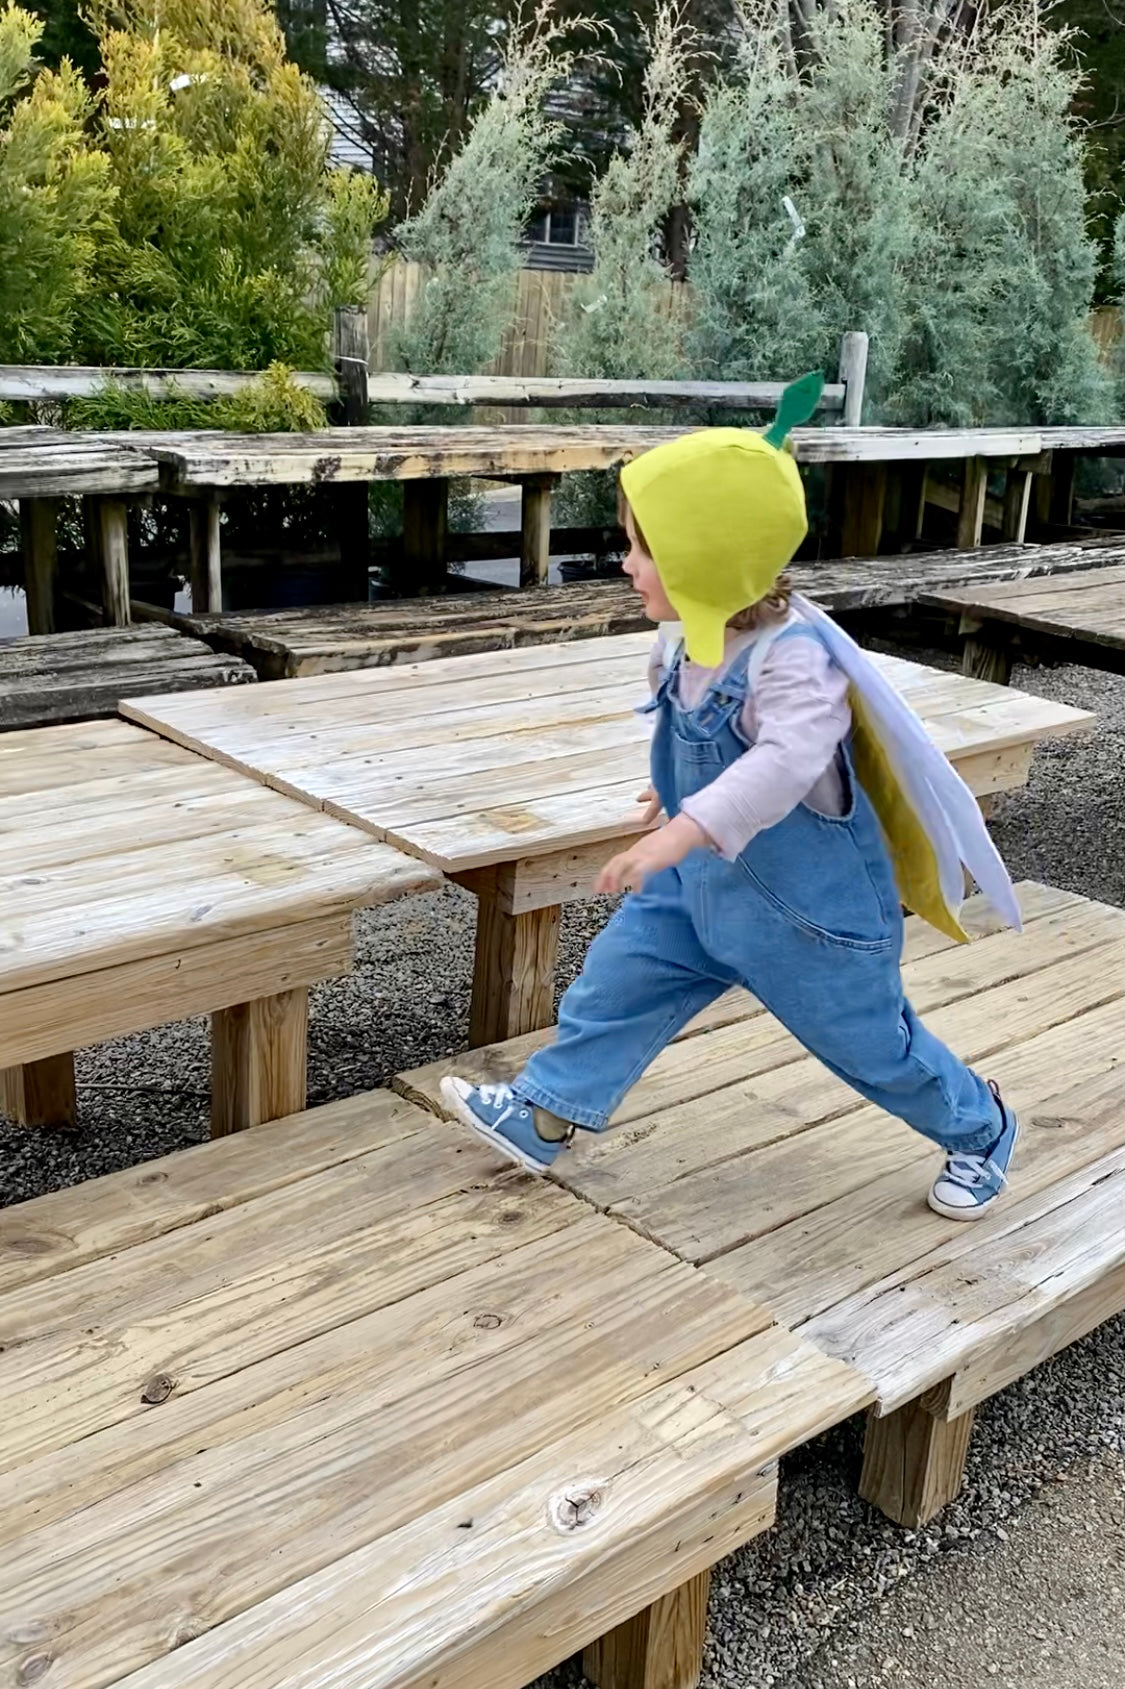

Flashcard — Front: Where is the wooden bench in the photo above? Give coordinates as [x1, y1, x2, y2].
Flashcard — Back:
[121, 638, 1093, 1049]
[923, 560, 1125, 685]
[0, 1086, 869, 1689]
[161, 534, 1125, 680]
[0, 719, 438, 1132]
[398, 883, 1125, 1530]
[0, 623, 255, 729]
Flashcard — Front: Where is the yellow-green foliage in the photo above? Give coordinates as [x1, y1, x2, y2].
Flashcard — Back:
[0, 3, 113, 362]
[79, 0, 384, 374]
[68, 363, 329, 431]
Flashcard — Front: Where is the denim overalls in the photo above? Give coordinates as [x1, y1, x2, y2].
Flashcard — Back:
[517, 624, 1001, 1153]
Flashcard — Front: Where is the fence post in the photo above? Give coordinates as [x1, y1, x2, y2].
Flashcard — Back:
[838, 332, 869, 428]
[332, 305, 372, 601]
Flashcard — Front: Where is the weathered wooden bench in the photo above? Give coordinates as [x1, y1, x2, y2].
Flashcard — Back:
[923, 560, 1125, 685]
[399, 883, 1125, 1530]
[0, 719, 437, 1132]
[0, 1086, 868, 1689]
[0, 623, 255, 730]
[160, 534, 1125, 680]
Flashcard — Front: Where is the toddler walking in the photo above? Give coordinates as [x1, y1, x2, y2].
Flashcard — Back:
[442, 411, 1019, 1220]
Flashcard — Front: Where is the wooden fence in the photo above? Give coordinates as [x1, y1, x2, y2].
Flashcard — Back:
[368, 259, 688, 380]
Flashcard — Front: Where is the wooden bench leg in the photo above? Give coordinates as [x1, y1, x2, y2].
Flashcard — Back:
[403, 477, 449, 594]
[189, 495, 223, 613]
[960, 614, 1014, 686]
[584, 1570, 711, 1689]
[468, 891, 560, 1047]
[211, 988, 308, 1137]
[519, 473, 558, 588]
[0, 1054, 78, 1128]
[957, 457, 988, 549]
[859, 1396, 975, 1527]
[20, 496, 60, 634]
[1002, 468, 1033, 543]
[97, 498, 131, 626]
[840, 463, 887, 558]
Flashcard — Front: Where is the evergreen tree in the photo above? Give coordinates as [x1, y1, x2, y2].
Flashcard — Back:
[557, 0, 696, 381]
[388, 2, 571, 377]
[686, 34, 820, 386]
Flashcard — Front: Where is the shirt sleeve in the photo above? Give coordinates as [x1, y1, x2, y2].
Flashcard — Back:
[681, 634, 852, 860]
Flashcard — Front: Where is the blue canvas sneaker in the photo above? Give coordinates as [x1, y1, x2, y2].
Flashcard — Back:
[440, 1077, 572, 1176]
[928, 1083, 1019, 1221]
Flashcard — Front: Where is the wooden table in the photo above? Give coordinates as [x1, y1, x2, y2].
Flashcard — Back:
[0, 1086, 867, 1689]
[0, 426, 159, 633]
[122, 635, 1093, 1048]
[0, 719, 438, 1131]
[137, 421, 1049, 594]
[924, 562, 1125, 685]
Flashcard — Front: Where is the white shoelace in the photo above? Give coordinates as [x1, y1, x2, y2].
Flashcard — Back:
[944, 1152, 1006, 1190]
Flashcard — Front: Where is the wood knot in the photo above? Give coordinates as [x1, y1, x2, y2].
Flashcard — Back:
[16, 1654, 52, 1686]
[472, 1312, 503, 1330]
[547, 1478, 610, 1533]
[4, 1236, 53, 1257]
[141, 1373, 175, 1406]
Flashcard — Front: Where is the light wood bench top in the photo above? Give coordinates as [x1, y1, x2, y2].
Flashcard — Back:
[164, 535, 1125, 680]
[0, 1088, 868, 1689]
[924, 561, 1125, 659]
[399, 883, 1125, 1423]
[0, 623, 255, 730]
[121, 635, 1093, 874]
[0, 428, 159, 498]
[0, 718, 438, 996]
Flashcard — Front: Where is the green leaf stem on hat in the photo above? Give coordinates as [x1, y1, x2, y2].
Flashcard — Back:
[762, 370, 827, 450]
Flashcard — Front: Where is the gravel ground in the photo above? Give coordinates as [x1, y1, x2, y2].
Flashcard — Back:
[2, 654, 1124, 1687]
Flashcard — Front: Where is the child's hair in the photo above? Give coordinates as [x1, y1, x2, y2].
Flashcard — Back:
[618, 484, 791, 631]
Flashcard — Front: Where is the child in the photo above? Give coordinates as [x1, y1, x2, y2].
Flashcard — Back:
[442, 414, 1019, 1221]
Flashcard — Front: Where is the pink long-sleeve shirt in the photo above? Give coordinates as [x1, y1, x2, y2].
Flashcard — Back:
[650, 614, 852, 860]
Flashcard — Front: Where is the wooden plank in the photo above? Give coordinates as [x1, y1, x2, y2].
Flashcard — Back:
[211, 986, 308, 1135]
[0, 1203, 754, 1554]
[0, 1052, 77, 1129]
[0, 1088, 426, 1297]
[0, 1231, 773, 1689]
[712, 1003, 1125, 1328]
[859, 1397, 975, 1527]
[930, 1252, 1125, 1421]
[0, 913, 352, 1069]
[80, 1326, 856, 1689]
[584, 1572, 711, 1689]
[363, 370, 847, 412]
[811, 1139, 1125, 1417]
[0, 364, 334, 402]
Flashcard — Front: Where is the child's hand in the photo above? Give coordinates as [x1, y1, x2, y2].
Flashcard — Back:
[637, 785, 663, 827]
[595, 814, 709, 895]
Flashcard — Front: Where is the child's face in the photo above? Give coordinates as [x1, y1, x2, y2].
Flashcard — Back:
[622, 506, 678, 623]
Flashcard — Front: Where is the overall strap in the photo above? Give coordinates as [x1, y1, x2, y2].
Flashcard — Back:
[744, 618, 824, 696]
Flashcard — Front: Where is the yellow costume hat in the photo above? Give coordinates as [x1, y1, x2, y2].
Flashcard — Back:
[619, 372, 823, 667]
